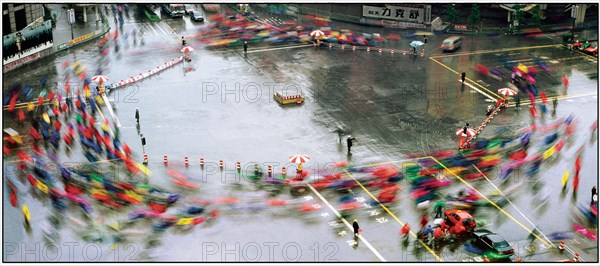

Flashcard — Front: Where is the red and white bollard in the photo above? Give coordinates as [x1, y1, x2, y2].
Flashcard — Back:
[390, 48, 394, 54]
[282, 167, 287, 177]
[378, 47, 382, 53]
[268, 165, 272, 176]
[329, 43, 333, 48]
[184, 156, 189, 167]
[143, 153, 148, 165]
[367, 47, 371, 52]
[236, 162, 241, 172]
[341, 44, 345, 49]
[558, 241, 565, 253]
[573, 252, 580, 262]
[219, 160, 224, 170]
[163, 155, 168, 166]
[200, 157, 204, 167]
[421, 49, 425, 57]
[403, 49, 406, 55]
[352, 45, 356, 51]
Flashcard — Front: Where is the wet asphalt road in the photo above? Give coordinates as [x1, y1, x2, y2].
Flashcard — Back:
[3, 4, 598, 262]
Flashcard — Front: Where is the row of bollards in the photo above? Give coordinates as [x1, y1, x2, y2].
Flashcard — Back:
[157, 155, 286, 176]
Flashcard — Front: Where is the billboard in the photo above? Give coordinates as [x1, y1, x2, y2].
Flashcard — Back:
[362, 5, 429, 24]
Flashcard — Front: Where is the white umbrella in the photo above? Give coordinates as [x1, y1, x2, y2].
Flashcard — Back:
[456, 128, 476, 138]
[181, 46, 195, 53]
[410, 41, 424, 48]
[289, 154, 310, 164]
[91, 75, 109, 83]
[498, 88, 517, 97]
[310, 30, 325, 37]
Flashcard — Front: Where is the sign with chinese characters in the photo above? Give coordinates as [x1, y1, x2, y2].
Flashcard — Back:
[363, 5, 426, 23]
[3, 52, 40, 71]
[454, 24, 468, 30]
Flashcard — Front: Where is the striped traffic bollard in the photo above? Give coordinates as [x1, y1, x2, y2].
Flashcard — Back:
[403, 49, 406, 55]
[421, 50, 425, 57]
[390, 48, 394, 54]
[378, 47, 382, 53]
[341, 44, 345, 49]
[352, 45, 356, 51]
[163, 155, 168, 166]
[329, 43, 333, 48]
[558, 241, 565, 253]
[281, 167, 286, 178]
[236, 162, 241, 172]
[367, 47, 371, 52]
[219, 160, 224, 170]
[573, 253, 580, 262]
[268, 165, 272, 176]
[200, 157, 204, 167]
[184, 156, 189, 167]
[143, 153, 148, 165]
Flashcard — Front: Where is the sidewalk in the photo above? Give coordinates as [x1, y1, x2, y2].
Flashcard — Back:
[3, 4, 110, 73]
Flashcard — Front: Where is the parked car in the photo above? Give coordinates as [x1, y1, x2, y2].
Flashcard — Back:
[441, 36, 463, 52]
[439, 209, 476, 236]
[184, 4, 196, 15]
[191, 11, 204, 22]
[472, 229, 515, 256]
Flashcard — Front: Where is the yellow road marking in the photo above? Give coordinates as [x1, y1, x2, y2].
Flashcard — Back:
[430, 44, 560, 58]
[418, 156, 552, 248]
[429, 57, 502, 99]
[343, 169, 444, 262]
[572, 48, 598, 61]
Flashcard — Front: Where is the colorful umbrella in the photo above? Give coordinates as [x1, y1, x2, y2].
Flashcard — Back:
[289, 154, 310, 164]
[498, 88, 517, 97]
[310, 30, 325, 37]
[456, 127, 476, 138]
[181, 46, 195, 53]
[91, 75, 109, 83]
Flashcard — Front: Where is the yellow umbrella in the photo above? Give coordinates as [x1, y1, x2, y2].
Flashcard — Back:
[42, 113, 50, 124]
[517, 63, 528, 73]
[27, 102, 35, 112]
[330, 31, 340, 37]
[22, 204, 31, 223]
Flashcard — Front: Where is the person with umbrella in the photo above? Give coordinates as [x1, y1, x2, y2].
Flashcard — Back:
[353, 219, 360, 236]
[333, 125, 346, 143]
[347, 135, 356, 153]
[243, 41, 248, 53]
[289, 154, 309, 176]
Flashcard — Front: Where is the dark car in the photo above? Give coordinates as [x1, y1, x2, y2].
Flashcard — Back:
[472, 229, 514, 256]
[191, 11, 204, 22]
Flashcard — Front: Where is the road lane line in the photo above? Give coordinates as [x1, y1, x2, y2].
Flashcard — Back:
[161, 21, 178, 36]
[342, 169, 444, 262]
[459, 79, 497, 101]
[471, 165, 555, 248]
[429, 44, 560, 58]
[147, 23, 160, 36]
[420, 156, 552, 248]
[306, 184, 387, 262]
[429, 57, 501, 100]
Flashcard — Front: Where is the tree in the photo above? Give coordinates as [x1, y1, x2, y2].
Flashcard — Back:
[512, 4, 525, 28]
[445, 4, 459, 25]
[467, 4, 481, 30]
[530, 5, 543, 28]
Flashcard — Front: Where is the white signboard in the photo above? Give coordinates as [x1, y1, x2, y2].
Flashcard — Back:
[363, 5, 425, 23]
[68, 9, 75, 24]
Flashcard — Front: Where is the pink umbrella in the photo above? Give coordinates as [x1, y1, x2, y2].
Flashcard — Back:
[181, 46, 195, 53]
[498, 88, 517, 97]
[289, 154, 310, 164]
[456, 128, 477, 138]
[91, 75, 109, 83]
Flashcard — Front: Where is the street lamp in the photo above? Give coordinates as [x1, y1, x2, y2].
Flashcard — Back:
[68, 8, 75, 40]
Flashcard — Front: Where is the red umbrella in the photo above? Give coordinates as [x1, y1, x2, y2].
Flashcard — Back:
[92, 75, 109, 83]
[289, 154, 310, 164]
[456, 127, 476, 138]
[181, 46, 195, 53]
[498, 88, 517, 97]
[371, 165, 399, 178]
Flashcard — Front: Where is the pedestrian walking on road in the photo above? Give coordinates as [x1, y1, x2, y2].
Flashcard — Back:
[423, 35, 428, 44]
[461, 72, 466, 83]
[347, 136, 356, 153]
[400, 223, 411, 239]
[592, 186, 597, 204]
[135, 108, 140, 123]
[243, 41, 248, 53]
[333, 126, 345, 143]
[181, 36, 186, 46]
[515, 94, 521, 110]
[353, 219, 360, 236]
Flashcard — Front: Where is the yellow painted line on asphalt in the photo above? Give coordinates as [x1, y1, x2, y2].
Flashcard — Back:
[417, 156, 552, 248]
[342, 169, 444, 262]
[306, 184, 387, 262]
[572, 48, 598, 62]
[429, 44, 561, 58]
[162, 21, 178, 36]
[429, 57, 502, 99]
[354, 160, 405, 168]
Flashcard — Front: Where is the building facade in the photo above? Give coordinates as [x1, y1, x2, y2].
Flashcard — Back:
[2, 4, 45, 36]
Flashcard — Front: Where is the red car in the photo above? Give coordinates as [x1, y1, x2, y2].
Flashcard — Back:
[440, 209, 476, 236]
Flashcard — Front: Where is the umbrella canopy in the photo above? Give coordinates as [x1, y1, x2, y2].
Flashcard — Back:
[517, 63, 529, 73]
[410, 40, 424, 47]
[289, 154, 310, 164]
[91, 75, 109, 83]
[181, 46, 195, 53]
[310, 30, 325, 37]
[456, 127, 477, 138]
[498, 88, 517, 97]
